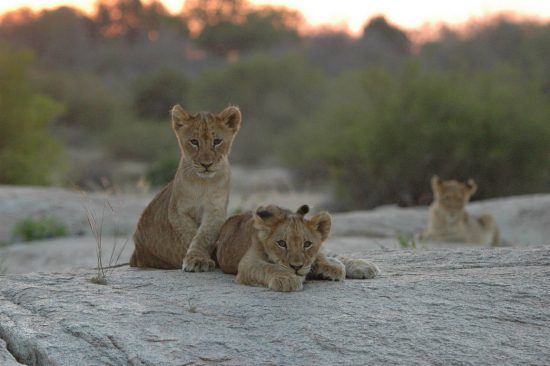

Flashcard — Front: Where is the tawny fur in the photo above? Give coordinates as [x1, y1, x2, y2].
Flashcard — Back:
[420, 176, 500, 246]
[130, 104, 241, 271]
[216, 205, 380, 292]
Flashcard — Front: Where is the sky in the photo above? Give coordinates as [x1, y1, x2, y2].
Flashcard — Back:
[1, 0, 549, 34]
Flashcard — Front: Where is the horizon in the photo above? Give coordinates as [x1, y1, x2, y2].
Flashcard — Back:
[1, 0, 549, 35]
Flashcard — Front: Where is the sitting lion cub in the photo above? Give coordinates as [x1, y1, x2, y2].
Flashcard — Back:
[420, 176, 499, 246]
[216, 204, 380, 292]
[130, 104, 241, 271]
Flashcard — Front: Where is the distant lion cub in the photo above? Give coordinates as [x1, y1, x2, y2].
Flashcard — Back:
[420, 176, 499, 246]
[216, 204, 380, 292]
[130, 105, 241, 271]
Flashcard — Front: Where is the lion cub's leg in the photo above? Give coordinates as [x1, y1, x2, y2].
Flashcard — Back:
[340, 256, 380, 279]
[308, 251, 346, 281]
[182, 210, 225, 272]
[327, 252, 380, 279]
[478, 214, 500, 247]
[237, 252, 304, 292]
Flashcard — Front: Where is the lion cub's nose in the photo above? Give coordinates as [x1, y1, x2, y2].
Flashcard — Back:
[290, 264, 303, 272]
[201, 163, 213, 169]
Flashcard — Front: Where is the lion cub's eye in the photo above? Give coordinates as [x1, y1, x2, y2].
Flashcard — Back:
[213, 138, 223, 147]
[276, 240, 287, 248]
[189, 139, 199, 147]
[304, 241, 313, 249]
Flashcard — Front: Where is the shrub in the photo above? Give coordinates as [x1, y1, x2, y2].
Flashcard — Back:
[13, 216, 68, 242]
[133, 68, 190, 120]
[189, 53, 326, 164]
[103, 115, 178, 161]
[0, 45, 65, 185]
[146, 154, 179, 186]
[285, 63, 550, 209]
[36, 70, 119, 132]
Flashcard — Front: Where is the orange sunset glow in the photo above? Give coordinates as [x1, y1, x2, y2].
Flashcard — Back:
[1, 0, 549, 33]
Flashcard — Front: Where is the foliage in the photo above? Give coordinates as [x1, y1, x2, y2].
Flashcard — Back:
[13, 216, 68, 241]
[1, 6, 549, 208]
[36, 71, 120, 133]
[146, 155, 179, 186]
[397, 234, 417, 249]
[94, 0, 184, 41]
[185, 0, 301, 56]
[0, 7, 93, 67]
[133, 68, 190, 120]
[0, 45, 64, 185]
[190, 54, 326, 163]
[102, 115, 177, 161]
[285, 63, 550, 209]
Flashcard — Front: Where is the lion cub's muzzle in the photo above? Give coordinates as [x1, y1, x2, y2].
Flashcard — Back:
[292, 264, 310, 276]
[195, 161, 218, 177]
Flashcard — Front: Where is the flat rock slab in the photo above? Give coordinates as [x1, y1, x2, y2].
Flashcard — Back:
[1, 247, 549, 365]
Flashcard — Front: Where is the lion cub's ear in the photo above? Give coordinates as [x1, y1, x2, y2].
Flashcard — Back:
[296, 205, 309, 216]
[431, 175, 442, 193]
[309, 212, 331, 242]
[466, 179, 477, 196]
[253, 205, 282, 228]
[171, 104, 191, 130]
[218, 106, 241, 133]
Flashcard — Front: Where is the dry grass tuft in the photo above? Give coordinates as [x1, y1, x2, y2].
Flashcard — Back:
[79, 190, 130, 285]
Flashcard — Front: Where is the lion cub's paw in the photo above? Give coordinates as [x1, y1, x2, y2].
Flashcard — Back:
[316, 257, 346, 281]
[268, 273, 304, 292]
[182, 254, 216, 272]
[346, 259, 380, 279]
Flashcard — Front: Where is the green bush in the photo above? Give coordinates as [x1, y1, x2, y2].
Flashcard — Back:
[36, 71, 119, 132]
[285, 63, 550, 209]
[103, 115, 178, 161]
[0, 45, 65, 185]
[146, 154, 179, 186]
[190, 54, 326, 163]
[13, 216, 68, 242]
[133, 68, 190, 120]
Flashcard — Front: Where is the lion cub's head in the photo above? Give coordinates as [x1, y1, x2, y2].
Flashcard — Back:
[253, 204, 330, 277]
[171, 104, 241, 179]
[432, 175, 477, 214]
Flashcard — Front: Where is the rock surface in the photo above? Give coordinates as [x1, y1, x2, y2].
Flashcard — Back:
[2, 185, 547, 246]
[0, 237, 134, 275]
[1, 192, 549, 274]
[0, 185, 324, 244]
[332, 194, 550, 246]
[1, 246, 549, 365]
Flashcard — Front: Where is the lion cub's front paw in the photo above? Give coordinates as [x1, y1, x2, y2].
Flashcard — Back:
[316, 257, 346, 281]
[182, 254, 216, 272]
[346, 259, 380, 279]
[268, 273, 303, 292]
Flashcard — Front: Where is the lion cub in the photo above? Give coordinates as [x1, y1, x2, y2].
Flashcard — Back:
[216, 205, 380, 292]
[420, 176, 499, 246]
[130, 105, 241, 271]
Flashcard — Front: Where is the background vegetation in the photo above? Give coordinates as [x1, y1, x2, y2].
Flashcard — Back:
[0, 0, 548, 209]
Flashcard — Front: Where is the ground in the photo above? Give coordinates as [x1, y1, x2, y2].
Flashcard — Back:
[1, 246, 549, 365]
[0, 186, 549, 365]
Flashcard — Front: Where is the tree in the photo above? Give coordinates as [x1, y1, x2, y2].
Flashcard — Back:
[93, 0, 183, 41]
[184, 0, 302, 56]
[0, 7, 94, 67]
[0, 46, 64, 185]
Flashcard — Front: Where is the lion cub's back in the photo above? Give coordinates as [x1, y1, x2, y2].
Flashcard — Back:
[216, 212, 255, 274]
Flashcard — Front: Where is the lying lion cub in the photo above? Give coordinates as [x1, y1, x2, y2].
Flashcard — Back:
[130, 104, 241, 271]
[420, 176, 500, 246]
[216, 204, 380, 292]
